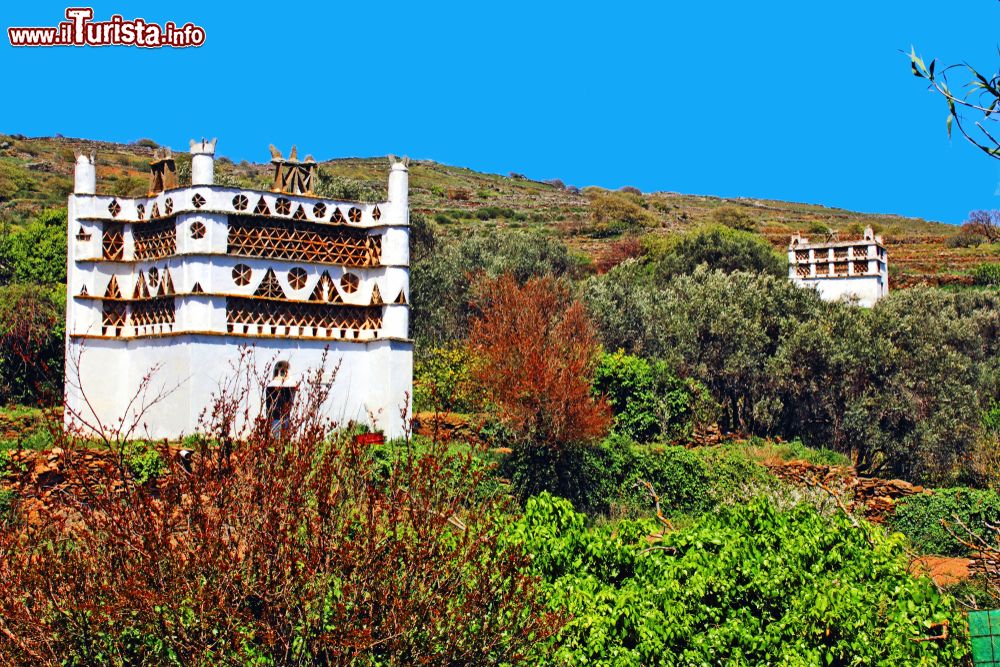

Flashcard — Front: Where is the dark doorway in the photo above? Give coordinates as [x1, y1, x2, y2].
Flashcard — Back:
[266, 386, 295, 435]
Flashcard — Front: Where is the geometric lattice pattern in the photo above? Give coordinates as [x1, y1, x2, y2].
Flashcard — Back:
[227, 216, 382, 266]
[134, 220, 177, 260]
[130, 296, 176, 327]
[253, 268, 287, 299]
[226, 297, 381, 336]
[103, 224, 124, 261]
[102, 302, 127, 334]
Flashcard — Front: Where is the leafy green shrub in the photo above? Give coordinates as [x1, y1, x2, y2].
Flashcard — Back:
[410, 230, 574, 347]
[502, 435, 776, 518]
[313, 170, 385, 202]
[807, 220, 831, 235]
[0, 284, 65, 405]
[971, 262, 1000, 286]
[593, 351, 719, 444]
[512, 493, 968, 665]
[888, 488, 1000, 556]
[985, 401, 1000, 437]
[588, 192, 656, 236]
[0, 209, 67, 284]
[650, 224, 786, 278]
[628, 444, 713, 514]
[122, 441, 165, 486]
[413, 344, 482, 413]
[711, 205, 759, 232]
[946, 230, 984, 248]
[0, 489, 16, 525]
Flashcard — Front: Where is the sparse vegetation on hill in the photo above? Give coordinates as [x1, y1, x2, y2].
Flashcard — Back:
[1, 133, 997, 283]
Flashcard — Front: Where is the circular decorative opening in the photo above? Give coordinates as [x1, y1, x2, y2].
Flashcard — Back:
[340, 272, 360, 294]
[108, 199, 121, 217]
[274, 361, 289, 379]
[275, 197, 291, 215]
[232, 194, 249, 211]
[348, 207, 362, 223]
[287, 267, 307, 290]
[164, 198, 174, 215]
[232, 263, 252, 286]
[148, 267, 160, 288]
[190, 221, 206, 239]
[312, 202, 327, 219]
[191, 193, 207, 209]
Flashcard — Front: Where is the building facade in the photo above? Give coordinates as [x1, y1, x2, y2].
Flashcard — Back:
[788, 226, 888, 307]
[65, 140, 412, 439]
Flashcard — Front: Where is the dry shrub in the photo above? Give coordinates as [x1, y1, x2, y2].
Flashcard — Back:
[595, 237, 646, 273]
[588, 192, 656, 235]
[469, 274, 610, 449]
[0, 350, 560, 666]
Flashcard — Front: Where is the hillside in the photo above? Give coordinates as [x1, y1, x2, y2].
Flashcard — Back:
[1, 133, 996, 285]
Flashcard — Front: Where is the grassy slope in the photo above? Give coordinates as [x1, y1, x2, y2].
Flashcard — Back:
[2, 133, 997, 284]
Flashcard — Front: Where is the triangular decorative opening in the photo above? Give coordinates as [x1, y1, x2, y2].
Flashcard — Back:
[292, 204, 307, 221]
[331, 208, 346, 223]
[104, 275, 122, 299]
[328, 287, 344, 304]
[372, 205, 382, 222]
[163, 269, 175, 295]
[191, 282, 204, 294]
[394, 289, 407, 305]
[310, 270, 333, 302]
[370, 284, 383, 305]
[254, 268, 286, 299]
[156, 279, 166, 297]
[254, 197, 271, 216]
[133, 270, 149, 299]
[79, 284, 89, 296]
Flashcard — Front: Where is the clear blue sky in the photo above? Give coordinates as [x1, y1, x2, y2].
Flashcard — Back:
[2, 1, 999, 224]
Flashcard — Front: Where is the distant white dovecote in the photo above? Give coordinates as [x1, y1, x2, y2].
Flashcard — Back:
[788, 226, 888, 307]
[64, 140, 412, 440]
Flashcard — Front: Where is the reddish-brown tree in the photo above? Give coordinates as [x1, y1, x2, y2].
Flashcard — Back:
[469, 274, 610, 449]
[962, 209, 1000, 243]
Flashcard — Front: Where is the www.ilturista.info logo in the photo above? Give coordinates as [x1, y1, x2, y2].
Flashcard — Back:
[8, 8, 205, 48]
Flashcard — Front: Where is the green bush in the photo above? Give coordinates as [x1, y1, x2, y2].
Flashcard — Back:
[593, 351, 720, 444]
[888, 487, 1000, 556]
[501, 435, 776, 518]
[413, 344, 481, 413]
[0, 489, 16, 525]
[0, 284, 65, 405]
[123, 441, 165, 486]
[512, 493, 968, 665]
[649, 225, 785, 278]
[313, 170, 385, 202]
[971, 262, 1000, 286]
[0, 208, 67, 285]
[410, 230, 574, 347]
[711, 204, 758, 232]
[588, 192, 656, 236]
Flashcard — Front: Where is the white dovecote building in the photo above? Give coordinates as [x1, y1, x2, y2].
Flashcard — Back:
[788, 226, 888, 307]
[65, 140, 412, 439]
